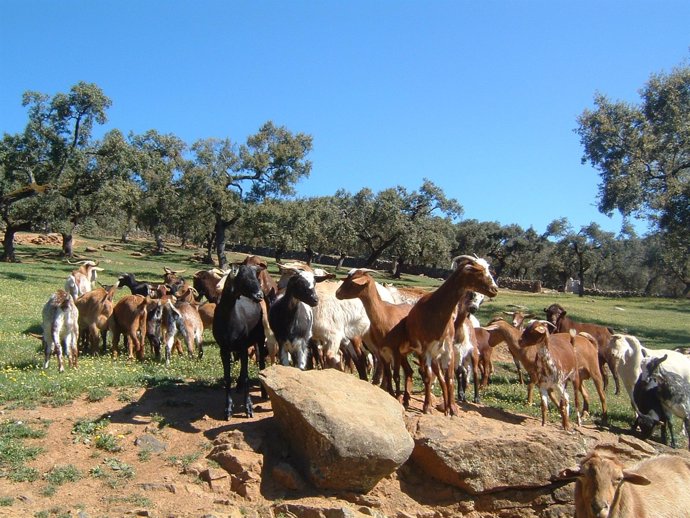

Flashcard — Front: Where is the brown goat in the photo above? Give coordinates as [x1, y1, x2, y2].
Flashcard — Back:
[192, 268, 225, 303]
[502, 309, 536, 384]
[335, 269, 415, 407]
[519, 321, 582, 430]
[76, 284, 119, 354]
[398, 255, 499, 416]
[108, 295, 149, 360]
[544, 303, 618, 393]
[197, 302, 216, 330]
[519, 322, 608, 430]
[474, 327, 494, 387]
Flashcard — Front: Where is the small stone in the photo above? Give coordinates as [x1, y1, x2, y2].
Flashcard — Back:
[135, 434, 167, 453]
[138, 482, 176, 493]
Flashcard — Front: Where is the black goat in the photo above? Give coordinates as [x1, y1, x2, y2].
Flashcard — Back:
[212, 264, 266, 419]
[268, 268, 320, 370]
[632, 356, 669, 442]
[117, 273, 156, 297]
[634, 354, 690, 450]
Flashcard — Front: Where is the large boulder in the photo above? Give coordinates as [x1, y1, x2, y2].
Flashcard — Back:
[407, 407, 593, 495]
[260, 365, 414, 493]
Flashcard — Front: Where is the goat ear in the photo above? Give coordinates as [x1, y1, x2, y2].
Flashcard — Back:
[622, 470, 651, 486]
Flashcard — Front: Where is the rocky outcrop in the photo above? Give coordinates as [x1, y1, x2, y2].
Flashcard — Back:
[260, 365, 414, 493]
[407, 408, 589, 494]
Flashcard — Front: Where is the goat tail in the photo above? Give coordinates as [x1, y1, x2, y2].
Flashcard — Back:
[578, 331, 598, 349]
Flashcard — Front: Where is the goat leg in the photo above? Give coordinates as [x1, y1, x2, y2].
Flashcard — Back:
[238, 349, 253, 418]
[668, 415, 677, 449]
[221, 349, 234, 420]
[472, 356, 481, 403]
[420, 358, 434, 414]
[540, 389, 549, 426]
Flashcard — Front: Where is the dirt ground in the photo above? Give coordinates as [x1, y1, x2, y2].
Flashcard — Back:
[0, 374, 614, 518]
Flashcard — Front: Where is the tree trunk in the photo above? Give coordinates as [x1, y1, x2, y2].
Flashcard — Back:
[61, 233, 74, 258]
[154, 232, 165, 255]
[336, 253, 347, 271]
[393, 258, 405, 279]
[643, 275, 660, 296]
[214, 221, 228, 270]
[577, 270, 585, 297]
[204, 232, 215, 265]
[305, 246, 315, 266]
[274, 247, 285, 264]
[1, 227, 18, 262]
[121, 217, 131, 243]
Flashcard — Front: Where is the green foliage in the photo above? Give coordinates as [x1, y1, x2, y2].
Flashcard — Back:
[44, 464, 82, 485]
[72, 417, 110, 444]
[94, 433, 121, 453]
[90, 457, 136, 489]
[0, 420, 45, 481]
[86, 386, 110, 402]
[577, 62, 690, 293]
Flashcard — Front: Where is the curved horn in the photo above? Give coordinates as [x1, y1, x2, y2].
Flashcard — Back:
[451, 255, 477, 269]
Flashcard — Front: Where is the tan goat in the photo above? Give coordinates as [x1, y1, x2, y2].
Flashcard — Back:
[65, 260, 104, 300]
[558, 450, 690, 518]
[76, 284, 118, 354]
[108, 295, 149, 360]
[162, 300, 204, 366]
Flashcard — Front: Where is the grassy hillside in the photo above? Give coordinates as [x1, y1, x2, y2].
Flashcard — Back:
[0, 233, 688, 433]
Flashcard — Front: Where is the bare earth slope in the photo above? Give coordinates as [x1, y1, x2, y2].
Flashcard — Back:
[0, 381, 634, 518]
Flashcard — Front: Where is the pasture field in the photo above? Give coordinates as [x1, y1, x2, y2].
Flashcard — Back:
[0, 233, 689, 443]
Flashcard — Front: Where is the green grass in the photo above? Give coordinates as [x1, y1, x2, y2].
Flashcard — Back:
[0, 420, 46, 482]
[0, 234, 689, 453]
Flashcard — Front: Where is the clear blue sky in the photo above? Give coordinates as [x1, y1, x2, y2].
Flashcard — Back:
[2, 1, 688, 236]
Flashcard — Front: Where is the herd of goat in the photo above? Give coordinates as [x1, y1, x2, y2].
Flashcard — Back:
[37, 254, 690, 516]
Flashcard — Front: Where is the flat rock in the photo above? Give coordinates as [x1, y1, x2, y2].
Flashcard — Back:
[407, 409, 590, 494]
[260, 366, 414, 493]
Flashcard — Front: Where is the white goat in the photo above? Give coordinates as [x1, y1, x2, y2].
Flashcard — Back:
[42, 290, 79, 372]
[311, 279, 397, 370]
[163, 300, 204, 366]
[606, 333, 690, 411]
[65, 260, 104, 300]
